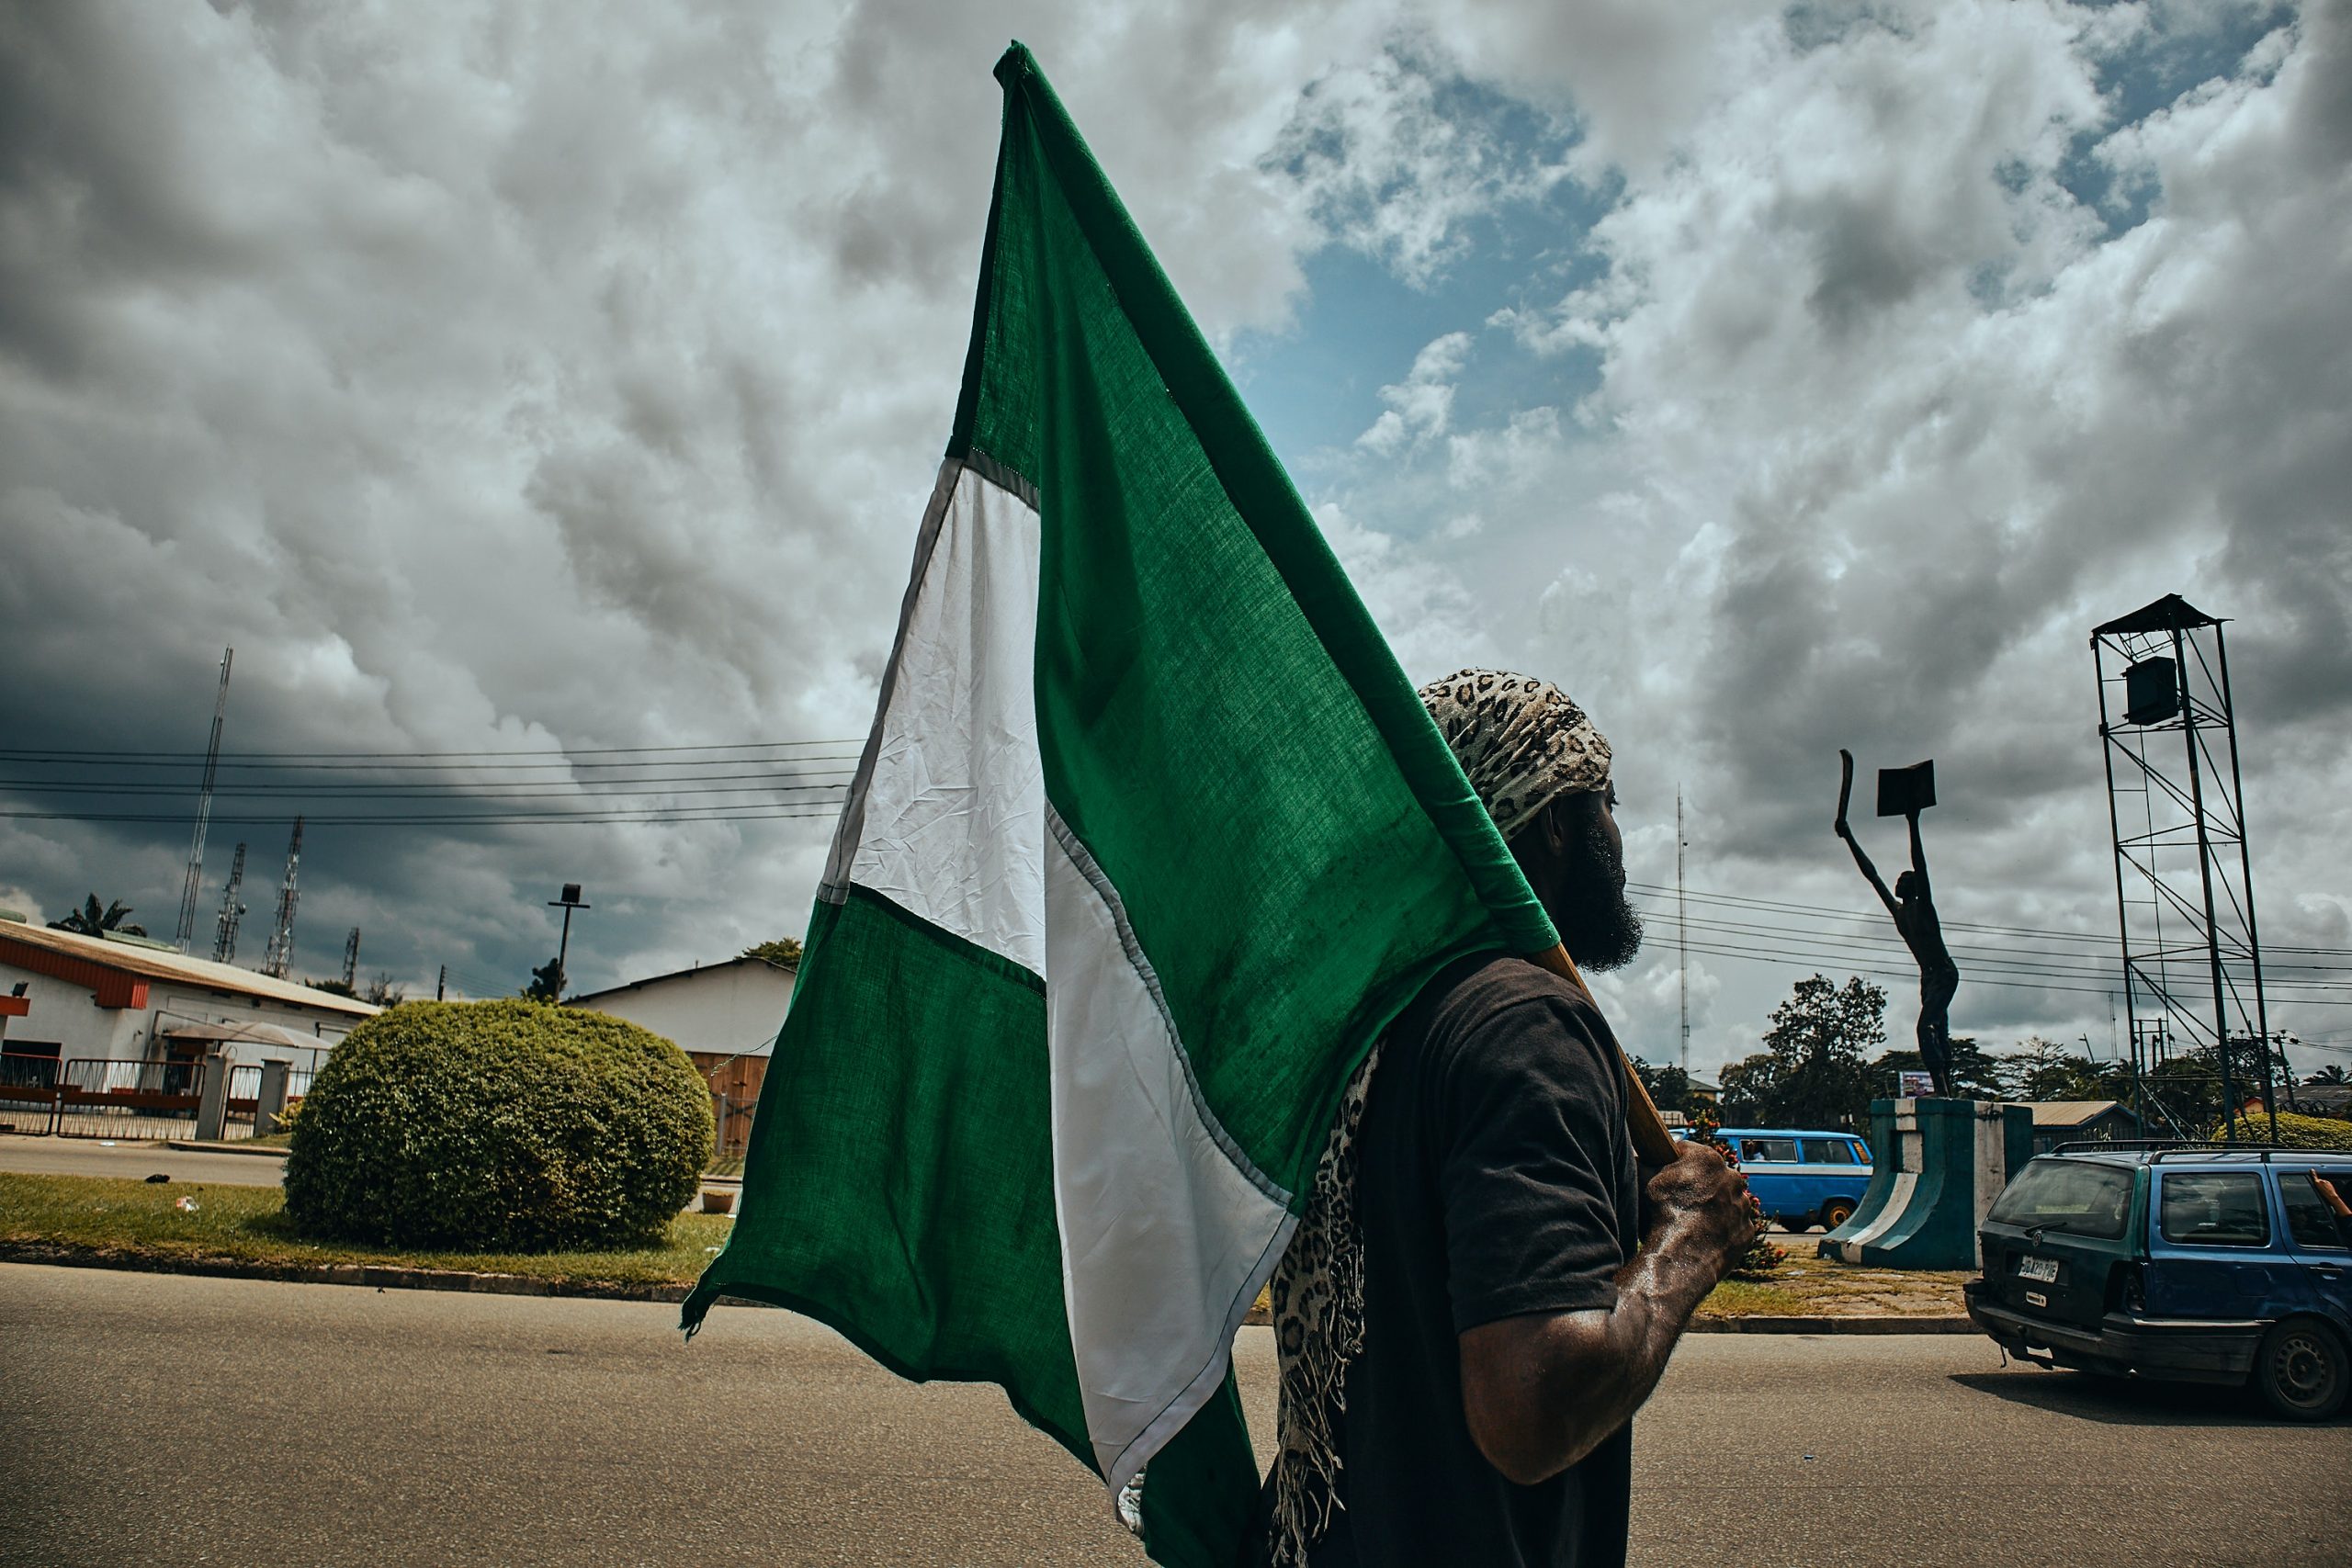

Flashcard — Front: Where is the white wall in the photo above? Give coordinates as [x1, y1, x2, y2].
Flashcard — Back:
[0, 961, 363, 1070]
[574, 963, 794, 1060]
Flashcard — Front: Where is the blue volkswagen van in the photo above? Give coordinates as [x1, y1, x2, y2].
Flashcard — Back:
[1709, 1127, 1875, 1232]
[1966, 1145, 2352, 1420]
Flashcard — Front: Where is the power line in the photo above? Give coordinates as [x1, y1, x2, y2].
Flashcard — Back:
[0, 772, 858, 800]
[0, 738, 865, 763]
[0, 802, 851, 828]
[1627, 878, 2352, 961]
[1623, 896, 2352, 987]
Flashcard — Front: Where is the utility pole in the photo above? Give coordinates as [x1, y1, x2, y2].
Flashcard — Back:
[342, 927, 361, 989]
[1677, 787, 1690, 1077]
[174, 649, 233, 953]
[211, 841, 248, 964]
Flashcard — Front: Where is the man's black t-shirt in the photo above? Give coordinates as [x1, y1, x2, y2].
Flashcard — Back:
[1259, 953, 1642, 1567]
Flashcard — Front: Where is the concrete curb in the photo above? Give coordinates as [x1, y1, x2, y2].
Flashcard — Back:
[0, 1242, 697, 1303]
[0, 1245, 1977, 1334]
[1686, 1314, 1973, 1335]
[163, 1140, 290, 1158]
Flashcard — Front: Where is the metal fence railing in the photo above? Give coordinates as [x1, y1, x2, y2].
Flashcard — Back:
[2, 1057, 303, 1141]
[0, 1061, 62, 1134]
[52, 1058, 206, 1141]
[1, 1054, 61, 1090]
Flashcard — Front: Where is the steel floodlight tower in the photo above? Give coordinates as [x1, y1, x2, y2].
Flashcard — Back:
[2092, 594, 2273, 1141]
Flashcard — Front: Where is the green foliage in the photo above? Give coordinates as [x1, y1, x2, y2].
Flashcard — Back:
[1718, 975, 1886, 1129]
[523, 956, 565, 1002]
[49, 895, 144, 938]
[1631, 1059, 1695, 1114]
[2211, 1110, 2352, 1150]
[1871, 1035, 2008, 1100]
[2004, 1035, 2122, 1101]
[306, 976, 359, 998]
[285, 998, 714, 1251]
[741, 937, 804, 968]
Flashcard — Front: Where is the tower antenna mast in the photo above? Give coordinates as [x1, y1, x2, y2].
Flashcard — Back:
[262, 817, 304, 979]
[212, 841, 248, 964]
[173, 649, 233, 952]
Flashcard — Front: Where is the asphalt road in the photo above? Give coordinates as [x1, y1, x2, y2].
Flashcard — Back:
[0, 1133, 287, 1186]
[1, 1264, 2343, 1566]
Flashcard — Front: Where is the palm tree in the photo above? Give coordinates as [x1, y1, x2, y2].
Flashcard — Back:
[50, 896, 145, 939]
[2307, 1064, 2348, 1087]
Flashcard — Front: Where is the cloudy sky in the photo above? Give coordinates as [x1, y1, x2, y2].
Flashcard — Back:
[4, 0, 2346, 1081]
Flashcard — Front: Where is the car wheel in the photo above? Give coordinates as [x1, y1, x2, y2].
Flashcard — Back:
[2255, 1317, 2348, 1421]
[1821, 1199, 1857, 1231]
[1781, 1216, 1812, 1234]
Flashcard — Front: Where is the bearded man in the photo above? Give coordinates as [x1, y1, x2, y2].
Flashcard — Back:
[1254, 669, 1760, 1568]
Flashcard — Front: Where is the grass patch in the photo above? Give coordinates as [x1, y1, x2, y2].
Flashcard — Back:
[1699, 1247, 1970, 1318]
[0, 1172, 730, 1287]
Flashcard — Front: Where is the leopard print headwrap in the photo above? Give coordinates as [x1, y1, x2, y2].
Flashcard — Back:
[1418, 668, 1611, 841]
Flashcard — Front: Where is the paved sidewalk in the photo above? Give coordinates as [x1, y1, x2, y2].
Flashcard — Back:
[0, 1134, 286, 1187]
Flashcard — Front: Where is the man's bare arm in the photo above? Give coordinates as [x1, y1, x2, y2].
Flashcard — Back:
[1457, 1143, 1758, 1485]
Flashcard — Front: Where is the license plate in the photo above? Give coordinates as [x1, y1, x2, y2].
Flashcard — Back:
[2018, 1256, 2060, 1283]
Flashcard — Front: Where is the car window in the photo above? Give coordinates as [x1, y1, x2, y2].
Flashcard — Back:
[1743, 1137, 1802, 1163]
[1986, 1158, 2134, 1239]
[2159, 1171, 2269, 1248]
[2279, 1172, 2349, 1251]
[1804, 1139, 1857, 1165]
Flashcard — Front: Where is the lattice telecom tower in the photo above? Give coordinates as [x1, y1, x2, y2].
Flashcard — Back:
[211, 841, 248, 964]
[2092, 595, 2273, 1138]
[261, 817, 305, 980]
[342, 927, 361, 989]
[173, 649, 233, 953]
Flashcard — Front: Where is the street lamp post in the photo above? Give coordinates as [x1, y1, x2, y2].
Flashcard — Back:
[548, 883, 591, 997]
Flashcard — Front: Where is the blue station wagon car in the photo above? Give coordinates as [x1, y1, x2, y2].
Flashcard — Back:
[1702, 1127, 1875, 1233]
[1965, 1145, 2352, 1420]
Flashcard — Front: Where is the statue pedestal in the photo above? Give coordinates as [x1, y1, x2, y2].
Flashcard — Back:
[1819, 1098, 2031, 1270]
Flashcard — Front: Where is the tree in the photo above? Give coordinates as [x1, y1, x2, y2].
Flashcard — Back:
[741, 937, 804, 968]
[1872, 1033, 2007, 1100]
[2003, 1036, 2119, 1102]
[50, 896, 145, 939]
[1718, 975, 1885, 1129]
[306, 977, 359, 999]
[523, 956, 565, 1002]
[1631, 1059, 1694, 1115]
[362, 973, 408, 1009]
[2309, 1065, 2348, 1087]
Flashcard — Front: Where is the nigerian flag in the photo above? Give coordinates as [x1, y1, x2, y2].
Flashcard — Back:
[683, 42, 1556, 1565]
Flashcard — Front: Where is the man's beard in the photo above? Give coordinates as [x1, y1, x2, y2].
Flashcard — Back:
[1555, 814, 1644, 972]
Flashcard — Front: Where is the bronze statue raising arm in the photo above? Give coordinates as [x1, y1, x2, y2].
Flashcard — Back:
[1835, 749, 1901, 918]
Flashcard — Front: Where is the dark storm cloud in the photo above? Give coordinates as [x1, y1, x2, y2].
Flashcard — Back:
[0, 0, 1366, 996]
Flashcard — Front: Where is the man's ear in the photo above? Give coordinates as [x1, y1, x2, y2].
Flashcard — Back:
[1542, 794, 1577, 858]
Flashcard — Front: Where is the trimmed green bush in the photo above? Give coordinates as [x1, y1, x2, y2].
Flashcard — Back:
[286, 999, 715, 1251]
[2211, 1110, 2352, 1150]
